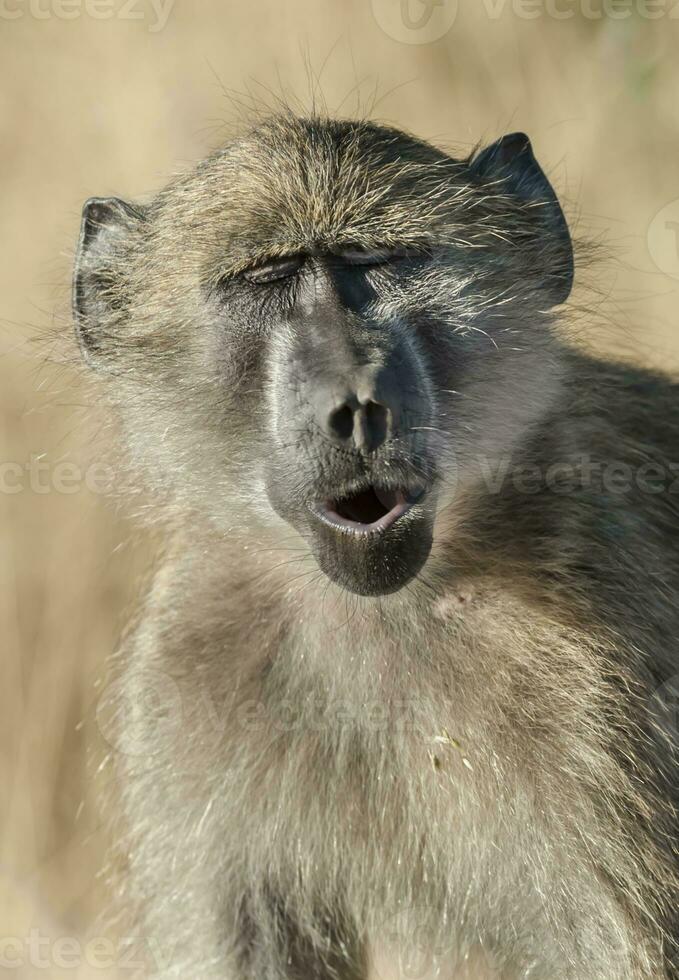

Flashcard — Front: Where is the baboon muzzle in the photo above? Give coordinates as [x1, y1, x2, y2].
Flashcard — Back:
[267, 269, 436, 594]
[276, 263, 432, 462]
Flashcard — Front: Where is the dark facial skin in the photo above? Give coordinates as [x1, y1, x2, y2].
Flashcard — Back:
[249, 248, 439, 595]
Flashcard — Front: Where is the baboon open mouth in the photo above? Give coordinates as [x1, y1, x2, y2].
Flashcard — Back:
[313, 485, 424, 535]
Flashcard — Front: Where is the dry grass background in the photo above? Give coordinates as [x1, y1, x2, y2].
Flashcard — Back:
[2, 1, 679, 975]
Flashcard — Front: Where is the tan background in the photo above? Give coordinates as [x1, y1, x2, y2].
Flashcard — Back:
[2, 1, 679, 975]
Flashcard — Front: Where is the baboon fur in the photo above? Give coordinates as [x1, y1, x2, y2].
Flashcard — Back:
[74, 114, 679, 979]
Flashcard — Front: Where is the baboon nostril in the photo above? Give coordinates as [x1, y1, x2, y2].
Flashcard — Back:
[324, 389, 395, 452]
[329, 404, 355, 441]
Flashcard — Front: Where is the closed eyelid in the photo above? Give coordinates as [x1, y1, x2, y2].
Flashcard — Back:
[242, 254, 305, 283]
[234, 244, 423, 285]
[332, 246, 427, 269]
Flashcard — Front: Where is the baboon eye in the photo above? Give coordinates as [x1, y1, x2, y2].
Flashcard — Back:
[338, 246, 409, 267]
[242, 254, 304, 284]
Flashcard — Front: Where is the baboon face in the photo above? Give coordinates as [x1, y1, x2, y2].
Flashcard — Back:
[73, 116, 572, 596]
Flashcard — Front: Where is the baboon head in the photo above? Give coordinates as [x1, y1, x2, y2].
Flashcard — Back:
[73, 115, 572, 596]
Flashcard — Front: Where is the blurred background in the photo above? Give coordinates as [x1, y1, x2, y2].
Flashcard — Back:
[2, 0, 679, 975]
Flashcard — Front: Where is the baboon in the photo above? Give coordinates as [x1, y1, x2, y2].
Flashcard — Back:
[74, 115, 679, 979]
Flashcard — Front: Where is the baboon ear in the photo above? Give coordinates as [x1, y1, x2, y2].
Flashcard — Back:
[73, 196, 144, 366]
[470, 133, 573, 305]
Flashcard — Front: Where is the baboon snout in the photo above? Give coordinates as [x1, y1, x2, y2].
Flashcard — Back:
[312, 372, 399, 454]
[279, 339, 433, 465]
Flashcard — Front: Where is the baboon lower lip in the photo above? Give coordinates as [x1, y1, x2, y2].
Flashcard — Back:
[312, 485, 425, 535]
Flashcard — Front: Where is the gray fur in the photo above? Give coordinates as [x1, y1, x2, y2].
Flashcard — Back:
[74, 114, 678, 978]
